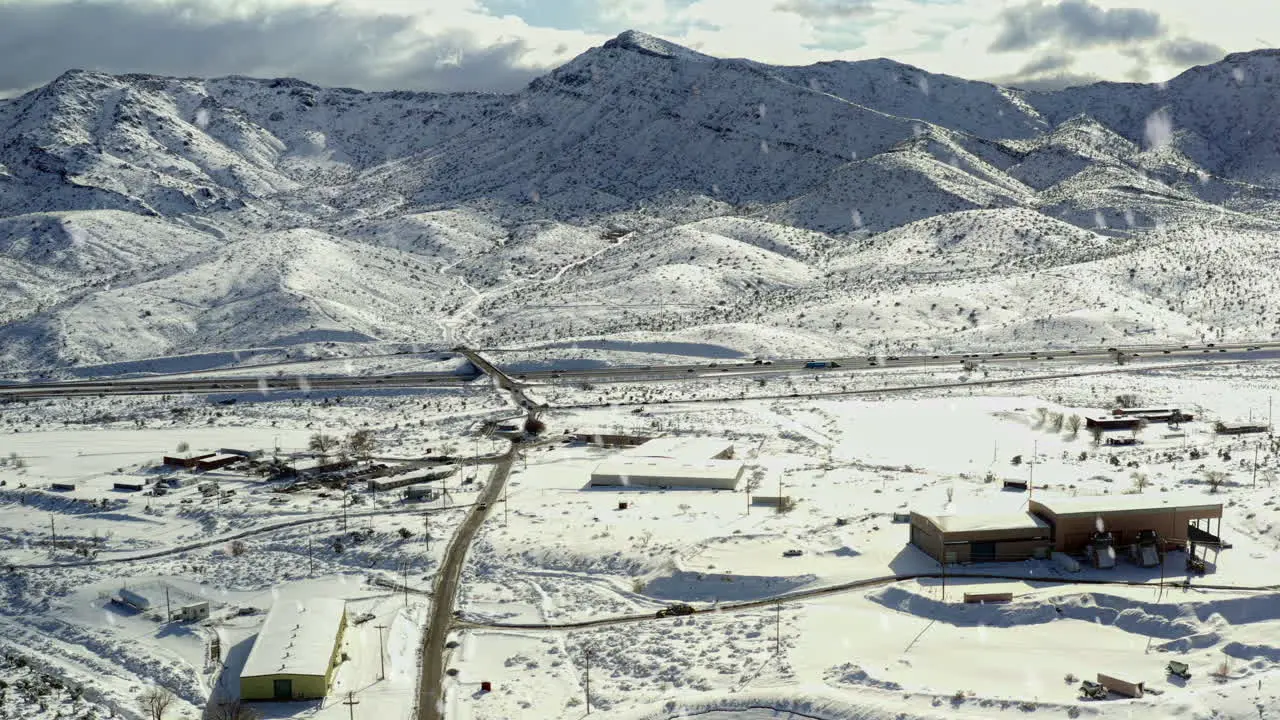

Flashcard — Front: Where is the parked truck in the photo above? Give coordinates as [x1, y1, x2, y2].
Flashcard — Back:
[804, 361, 840, 369]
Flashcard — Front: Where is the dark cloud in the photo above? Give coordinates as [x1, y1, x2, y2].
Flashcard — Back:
[1157, 37, 1226, 65]
[990, 0, 1163, 53]
[1017, 52, 1074, 76]
[775, 0, 875, 19]
[0, 0, 550, 96]
[1003, 72, 1102, 91]
[983, 52, 1097, 91]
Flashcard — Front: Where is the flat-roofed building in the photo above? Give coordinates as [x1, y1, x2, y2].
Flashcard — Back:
[621, 437, 736, 460]
[240, 598, 347, 701]
[909, 511, 1052, 564]
[590, 458, 744, 490]
[1030, 495, 1223, 553]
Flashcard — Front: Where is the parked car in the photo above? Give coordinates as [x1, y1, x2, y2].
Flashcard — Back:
[783, 549, 804, 557]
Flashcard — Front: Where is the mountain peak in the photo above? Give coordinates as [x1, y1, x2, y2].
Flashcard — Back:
[602, 30, 712, 62]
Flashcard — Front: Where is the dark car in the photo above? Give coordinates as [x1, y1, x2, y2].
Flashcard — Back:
[656, 603, 695, 618]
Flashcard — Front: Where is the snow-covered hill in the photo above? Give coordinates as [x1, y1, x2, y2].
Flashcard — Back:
[4, 30, 1280, 370]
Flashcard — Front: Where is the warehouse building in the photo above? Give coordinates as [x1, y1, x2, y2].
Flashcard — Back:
[908, 511, 1051, 564]
[621, 436, 736, 460]
[909, 495, 1224, 564]
[590, 435, 743, 490]
[1029, 495, 1223, 554]
[240, 598, 347, 701]
[590, 458, 745, 490]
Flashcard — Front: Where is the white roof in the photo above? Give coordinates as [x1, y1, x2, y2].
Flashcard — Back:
[622, 436, 734, 461]
[920, 512, 1049, 534]
[593, 458, 744, 481]
[240, 597, 345, 679]
[1033, 494, 1223, 518]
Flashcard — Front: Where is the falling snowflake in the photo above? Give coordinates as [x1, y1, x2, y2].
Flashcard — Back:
[1143, 108, 1174, 151]
[917, 76, 930, 96]
[194, 108, 210, 128]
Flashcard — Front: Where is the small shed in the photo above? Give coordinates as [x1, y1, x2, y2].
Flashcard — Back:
[177, 602, 210, 622]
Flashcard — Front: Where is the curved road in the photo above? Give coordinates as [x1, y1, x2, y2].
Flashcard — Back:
[456, 570, 1280, 633]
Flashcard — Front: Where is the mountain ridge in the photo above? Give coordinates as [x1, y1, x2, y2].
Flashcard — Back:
[2, 30, 1280, 371]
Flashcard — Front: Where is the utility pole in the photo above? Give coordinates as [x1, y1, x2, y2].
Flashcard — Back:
[402, 557, 409, 607]
[49, 515, 56, 549]
[342, 691, 359, 720]
[775, 603, 782, 657]
[342, 485, 349, 532]
[423, 511, 430, 550]
[165, 586, 172, 622]
[584, 649, 592, 714]
[1254, 442, 1260, 488]
[1029, 440, 1037, 490]
[308, 535, 314, 577]
[374, 624, 387, 681]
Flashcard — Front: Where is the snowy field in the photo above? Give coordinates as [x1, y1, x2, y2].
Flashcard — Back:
[6, 360, 1280, 718]
[445, 360, 1280, 720]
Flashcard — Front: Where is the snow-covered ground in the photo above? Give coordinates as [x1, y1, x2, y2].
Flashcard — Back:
[440, 360, 1280, 720]
[7, 358, 1280, 718]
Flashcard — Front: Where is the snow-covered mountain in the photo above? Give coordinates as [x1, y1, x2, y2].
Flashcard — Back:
[4, 30, 1280, 370]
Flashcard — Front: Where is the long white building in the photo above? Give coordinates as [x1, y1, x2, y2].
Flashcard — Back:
[590, 436, 744, 490]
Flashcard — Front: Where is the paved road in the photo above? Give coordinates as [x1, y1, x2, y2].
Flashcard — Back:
[4, 341, 1278, 399]
[417, 445, 517, 720]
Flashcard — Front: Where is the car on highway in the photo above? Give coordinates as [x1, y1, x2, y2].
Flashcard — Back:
[783, 549, 803, 557]
[656, 603, 696, 618]
[476, 502, 488, 510]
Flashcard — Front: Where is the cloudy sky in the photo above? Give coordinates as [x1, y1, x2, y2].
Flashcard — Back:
[0, 0, 1275, 96]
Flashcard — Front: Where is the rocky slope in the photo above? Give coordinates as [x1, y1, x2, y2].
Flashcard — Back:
[3, 31, 1280, 370]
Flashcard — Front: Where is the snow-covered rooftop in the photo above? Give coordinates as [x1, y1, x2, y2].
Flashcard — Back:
[621, 436, 735, 461]
[592, 458, 745, 482]
[1033, 494, 1223, 518]
[240, 597, 346, 679]
[918, 511, 1049, 534]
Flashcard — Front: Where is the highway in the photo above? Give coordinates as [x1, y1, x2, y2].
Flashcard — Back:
[2, 340, 1278, 400]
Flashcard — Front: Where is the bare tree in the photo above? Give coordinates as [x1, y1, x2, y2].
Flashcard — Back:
[1089, 426, 1103, 446]
[176, 441, 190, 458]
[1032, 408, 1048, 430]
[1130, 472, 1149, 493]
[1204, 470, 1228, 493]
[138, 686, 175, 720]
[1050, 412, 1065, 433]
[1131, 418, 1149, 440]
[344, 429, 377, 464]
[1066, 415, 1082, 438]
[209, 700, 261, 720]
[308, 433, 339, 460]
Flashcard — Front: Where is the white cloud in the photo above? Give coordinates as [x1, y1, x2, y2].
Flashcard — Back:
[2, 0, 1280, 95]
